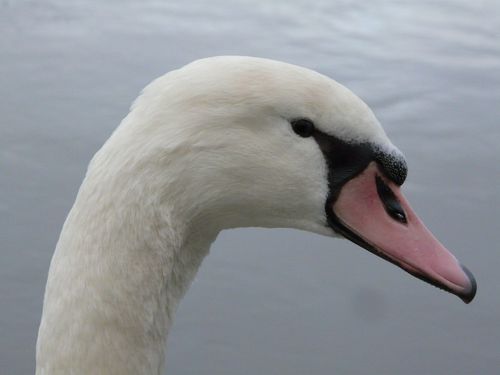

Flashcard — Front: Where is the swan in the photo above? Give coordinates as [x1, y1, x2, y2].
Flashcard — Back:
[36, 56, 476, 374]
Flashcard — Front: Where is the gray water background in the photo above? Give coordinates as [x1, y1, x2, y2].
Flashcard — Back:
[1, 1, 500, 374]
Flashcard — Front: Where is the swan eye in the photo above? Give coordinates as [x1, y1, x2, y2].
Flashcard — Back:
[291, 119, 315, 138]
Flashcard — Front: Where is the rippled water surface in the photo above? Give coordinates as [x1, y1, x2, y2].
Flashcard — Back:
[1, 1, 500, 374]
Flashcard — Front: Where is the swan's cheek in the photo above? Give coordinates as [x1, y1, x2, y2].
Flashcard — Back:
[250, 138, 329, 217]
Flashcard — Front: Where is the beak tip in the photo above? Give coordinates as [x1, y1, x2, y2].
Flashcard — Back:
[458, 264, 477, 304]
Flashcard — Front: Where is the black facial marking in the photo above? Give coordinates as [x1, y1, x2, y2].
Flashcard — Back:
[310, 129, 408, 203]
[312, 131, 373, 202]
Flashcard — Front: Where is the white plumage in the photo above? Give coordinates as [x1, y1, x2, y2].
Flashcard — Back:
[36, 56, 465, 375]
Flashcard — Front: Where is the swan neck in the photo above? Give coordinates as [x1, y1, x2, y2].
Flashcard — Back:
[36, 165, 216, 374]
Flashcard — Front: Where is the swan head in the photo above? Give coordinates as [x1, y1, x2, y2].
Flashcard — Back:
[120, 56, 476, 303]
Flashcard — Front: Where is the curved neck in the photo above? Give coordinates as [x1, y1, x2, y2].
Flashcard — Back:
[36, 149, 218, 375]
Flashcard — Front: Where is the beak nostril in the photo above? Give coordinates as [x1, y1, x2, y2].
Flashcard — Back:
[375, 175, 407, 225]
[389, 208, 407, 224]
